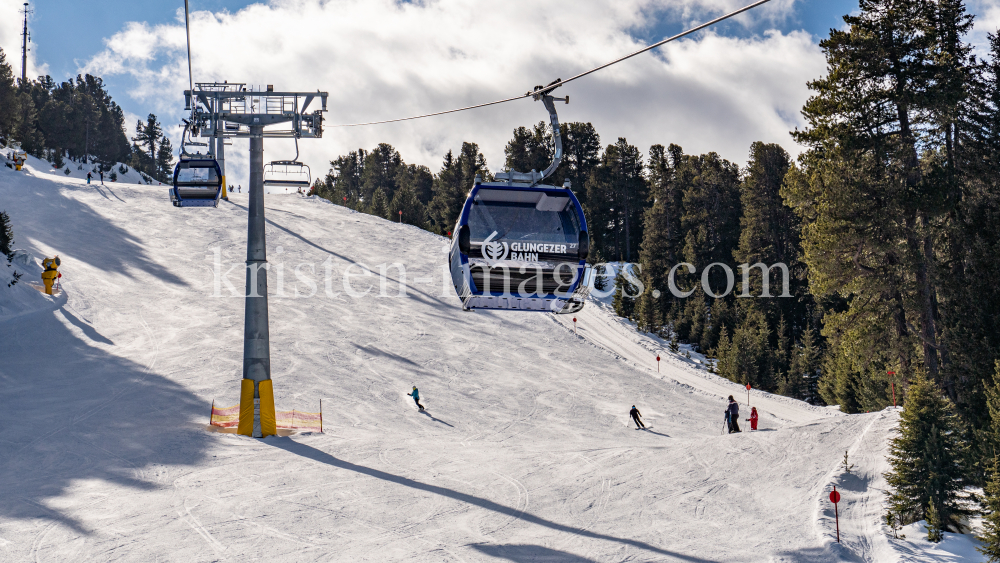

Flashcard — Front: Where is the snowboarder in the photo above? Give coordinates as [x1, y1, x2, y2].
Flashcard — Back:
[726, 396, 741, 433]
[408, 386, 424, 410]
[748, 406, 758, 431]
[86, 172, 92, 184]
[629, 405, 645, 429]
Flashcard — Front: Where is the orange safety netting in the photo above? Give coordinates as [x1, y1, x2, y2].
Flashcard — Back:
[276, 410, 323, 432]
[209, 403, 323, 432]
[209, 404, 241, 428]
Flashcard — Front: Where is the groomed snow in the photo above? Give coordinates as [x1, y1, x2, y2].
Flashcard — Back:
[0, 160, 983, 561]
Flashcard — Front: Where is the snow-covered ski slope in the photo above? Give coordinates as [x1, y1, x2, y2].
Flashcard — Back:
[0, 160, 962, 562]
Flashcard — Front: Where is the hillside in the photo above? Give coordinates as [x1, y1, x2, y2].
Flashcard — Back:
[0, 157, 978, 562]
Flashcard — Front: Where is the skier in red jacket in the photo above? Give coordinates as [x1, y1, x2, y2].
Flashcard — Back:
[748, 406, 759, 431]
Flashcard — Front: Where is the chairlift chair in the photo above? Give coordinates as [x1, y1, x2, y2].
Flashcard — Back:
[263, 137, 311, 191]
[448, 84, 592, 314]
[263, 160, 311, 190]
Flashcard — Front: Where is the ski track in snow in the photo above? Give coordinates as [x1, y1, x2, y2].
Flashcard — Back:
[0, 155, 931, 562]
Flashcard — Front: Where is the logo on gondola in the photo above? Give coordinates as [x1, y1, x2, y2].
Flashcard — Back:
[482, 231, 509, 261]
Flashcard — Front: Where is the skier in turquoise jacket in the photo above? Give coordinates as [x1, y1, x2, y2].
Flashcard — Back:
[408, 386, 424, 410]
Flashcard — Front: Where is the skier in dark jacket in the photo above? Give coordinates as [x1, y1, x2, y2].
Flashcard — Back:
[86, 172, 92, 184]
[726, 396, 741, 433]
[408, 386, 424, 410]
[630, 405, 645, 429]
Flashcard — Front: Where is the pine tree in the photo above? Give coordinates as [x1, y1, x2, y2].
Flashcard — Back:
[978, 457, 1000, 561]
[586, 138, 648, 262]
[0, 48, 22, 145]
[884, 375, 969, 531]
[361, 143, 403, 204]
[733, 142, 813, 395]
[553, 122, 601, 204]
[325, 149, 366, 209]
[0, 211, 14, 259]
[714, 309, 772, 388]
[635, 144, 684, 334]
[985, 361, 1000, 454]
[783, 0, 978, 409]
[155, 135, 173, 182]
[368, 187, 389, 219]
[131, 113, 166, 180]
[395, 163, 434, 204]
[939, 32, 1000, 477]
[787, 327, 823, 403]
[504, 122, 552, 173]
[612, 264, 640, 320]
[926, 501, 943, 542]
[426, 143, 488, 235]
[388, 184, 425, 227]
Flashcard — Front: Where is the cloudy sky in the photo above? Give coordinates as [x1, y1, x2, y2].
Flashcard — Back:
[2, 0, 999, 187]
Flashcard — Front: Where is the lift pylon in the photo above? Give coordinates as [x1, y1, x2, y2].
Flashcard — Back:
[184, 82, 328, 437]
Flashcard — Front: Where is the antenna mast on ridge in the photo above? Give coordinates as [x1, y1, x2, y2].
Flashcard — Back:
[20, 2, 32, 83]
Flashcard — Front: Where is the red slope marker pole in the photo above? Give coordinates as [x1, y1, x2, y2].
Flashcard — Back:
[746, 383, 751, 406]
[656, 355, 660, 373]
[398, 210, 402, 223]
[830, 486, 841, 543]
[573, 317, 577, 335]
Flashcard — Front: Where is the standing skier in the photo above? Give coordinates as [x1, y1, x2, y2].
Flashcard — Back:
[629, 405, 645, 429]
[98, 170, 104, 185]
[748, 406, 759, 431]
[408, 386, 424, 411]
[726, 396, 741, 433]
[86, 172, 92, 184]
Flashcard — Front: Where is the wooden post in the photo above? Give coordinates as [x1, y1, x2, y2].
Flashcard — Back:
[209, 399, 215, 426]
[320, 400, 323, 433]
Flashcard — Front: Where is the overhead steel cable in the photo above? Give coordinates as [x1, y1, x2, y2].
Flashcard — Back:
[183, 0, 194, 95]
[329, 0, 773, 128]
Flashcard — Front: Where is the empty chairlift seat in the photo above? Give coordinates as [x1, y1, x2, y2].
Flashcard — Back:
[263, 161, 311, 190]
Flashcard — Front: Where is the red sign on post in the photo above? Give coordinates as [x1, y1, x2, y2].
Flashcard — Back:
[830, 486, 841, 543]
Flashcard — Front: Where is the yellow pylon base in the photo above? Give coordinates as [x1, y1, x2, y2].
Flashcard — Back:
[237, 379, 277, 437]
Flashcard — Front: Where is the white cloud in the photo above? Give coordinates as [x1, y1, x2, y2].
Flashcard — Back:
[81, 0, 823, 186]
[970, 0, 1000, 57]
[0, 0, 48, 81]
